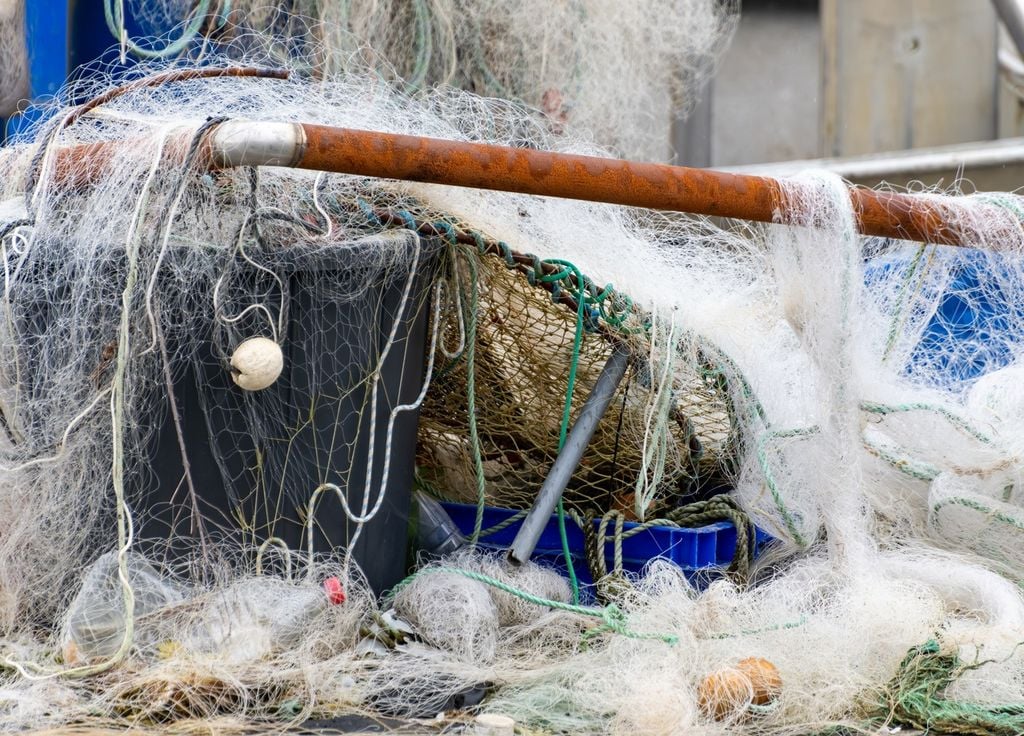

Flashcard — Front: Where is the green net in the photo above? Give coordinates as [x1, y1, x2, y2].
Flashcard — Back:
[871, 640, 1024, 736]
[415, 242, 736, 522]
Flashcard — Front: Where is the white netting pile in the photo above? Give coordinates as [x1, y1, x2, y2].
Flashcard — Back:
[0, 0, 28, 119]
[0, 54, 1024, 735]
[107, 0, 738, 161]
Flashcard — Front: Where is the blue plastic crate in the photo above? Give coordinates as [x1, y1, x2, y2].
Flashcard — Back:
[865, 249, 1022, 388]
[441, 501, 771, 591]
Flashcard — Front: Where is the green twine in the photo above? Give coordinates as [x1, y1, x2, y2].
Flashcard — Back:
[389, 566, 678, 646]
[740, 399, 998, 547]
[931, 495, 1024, 533]
[104, 0, 226, 59]
[460, 232, 630, 604]
[454, 246, 489, 546]
[709, 615, 808, 640]
[535, 258, 596, 605]
[756, 426, 819, 547]
[872, 639, 1024, 736]
[862, 428, 941, 482]
[860, 400, 993, 444]
[859, 401, 997, 484]
[698, 346, 817, 546]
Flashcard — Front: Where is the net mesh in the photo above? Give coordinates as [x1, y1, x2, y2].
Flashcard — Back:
[107, 0, 739, 161]
[416, 249, 734, 519]
[1, 39, 1024, 736]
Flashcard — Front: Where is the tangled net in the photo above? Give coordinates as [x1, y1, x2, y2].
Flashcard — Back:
[99, 0, 737, 161]
[0, 0, 28, 118]
[415, 239, 734, 521]
[1, 53, 1024, 736]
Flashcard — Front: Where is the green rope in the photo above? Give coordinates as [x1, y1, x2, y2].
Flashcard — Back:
[659, 496, 756, 577]
[104, 0, 225, 59]
[872, 639, 1024, 736]
[389, 566, 678, 646]
[756, 426, 819, 546]
[860, 400, 994, 444]
[477, 508, 530, 538]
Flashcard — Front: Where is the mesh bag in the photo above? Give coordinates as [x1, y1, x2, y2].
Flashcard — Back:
[415, 245, 736, 521]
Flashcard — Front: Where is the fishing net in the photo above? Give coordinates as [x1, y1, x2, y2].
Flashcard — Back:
[108, 0, 738, 161]
[415, 246, 734, 521]
[0, 0, 28, 118]
[1, 48, 1024, 736]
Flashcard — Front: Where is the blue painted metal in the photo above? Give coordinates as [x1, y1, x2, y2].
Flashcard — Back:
[26, 0, 70, 98]
[4, 0, 178, 141]
[3, 0, 67, 140]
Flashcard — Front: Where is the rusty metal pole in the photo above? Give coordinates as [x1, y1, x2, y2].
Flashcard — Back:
[293, 125, 969, 245]
[47, 120, 986, 246]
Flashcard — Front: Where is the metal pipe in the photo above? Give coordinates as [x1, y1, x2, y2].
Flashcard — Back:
[508, 345, 631, 566]
[294, 123, 965, 245]
[1000, 46, 1024, 81]
[209, 120, 307, 168]
[723, 136, 1024, 182]
[993, 0, 1024, 61]
[48, 119, 996, 246]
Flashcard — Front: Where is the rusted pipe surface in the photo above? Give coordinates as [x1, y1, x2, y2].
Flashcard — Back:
[36, 121, 994, 247]
[300, 124, 784, 222]
[298, 125, 979, 246]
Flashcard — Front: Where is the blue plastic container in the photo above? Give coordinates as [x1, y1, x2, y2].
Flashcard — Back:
[4, 0, 191, 141]
[441, 501, 770, 590]
[865, 248, 1022, 388]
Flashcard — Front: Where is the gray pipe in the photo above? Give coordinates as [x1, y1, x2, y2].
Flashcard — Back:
[993, 0, 1024, 60]
[508, 344, 631, 565]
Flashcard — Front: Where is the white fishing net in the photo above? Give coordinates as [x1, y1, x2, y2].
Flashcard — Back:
[0, 51, 1024, 735]
[0, 0, 28, 119]
[107, 0, 738, 161]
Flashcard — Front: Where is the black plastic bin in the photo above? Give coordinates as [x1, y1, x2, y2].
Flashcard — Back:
[136, 230, 440, 594]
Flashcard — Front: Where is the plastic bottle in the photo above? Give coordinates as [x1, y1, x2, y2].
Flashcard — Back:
[63, 551, 186, 664]
[415, 491, 466, 558]
[63, 551, 346, 664]
[190, 576, 346, 662]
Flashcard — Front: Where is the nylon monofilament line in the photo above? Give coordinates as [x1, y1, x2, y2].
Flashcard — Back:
[1, 55, 1024, 735]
